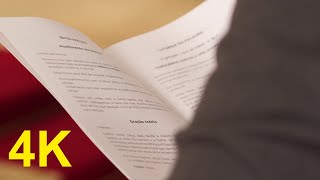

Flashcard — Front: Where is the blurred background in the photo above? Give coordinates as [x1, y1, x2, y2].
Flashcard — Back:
[0, 0, 202, 179]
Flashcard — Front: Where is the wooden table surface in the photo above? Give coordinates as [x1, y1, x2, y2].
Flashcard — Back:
[0, 0, 203, 48]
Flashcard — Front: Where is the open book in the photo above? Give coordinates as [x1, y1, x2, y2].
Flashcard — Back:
[0, 1, 235, 179]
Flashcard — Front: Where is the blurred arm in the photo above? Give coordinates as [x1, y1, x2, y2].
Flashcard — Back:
[170, 0, 320, 179]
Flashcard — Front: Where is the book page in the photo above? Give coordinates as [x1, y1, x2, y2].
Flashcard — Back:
[104, 0, 236, 121]
[0, 17, 185, 180]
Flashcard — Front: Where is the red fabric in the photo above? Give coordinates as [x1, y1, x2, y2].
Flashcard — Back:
[0, 50, 56, 122]
[0, 48, 127, 179]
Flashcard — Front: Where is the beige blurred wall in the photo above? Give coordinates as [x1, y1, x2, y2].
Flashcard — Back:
[0, 0, 203, 48]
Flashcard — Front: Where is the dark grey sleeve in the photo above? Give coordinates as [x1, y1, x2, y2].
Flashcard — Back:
[169, 0, 320, 179]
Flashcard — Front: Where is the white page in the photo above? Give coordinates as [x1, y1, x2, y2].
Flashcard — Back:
[104, 0, 236, 121]
[0, 17, 185, 180]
